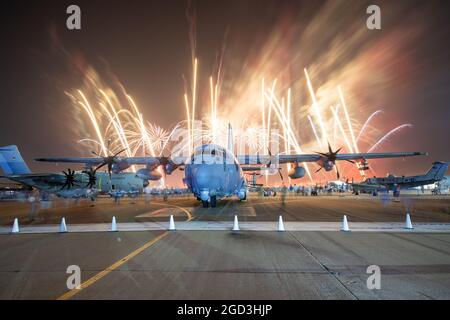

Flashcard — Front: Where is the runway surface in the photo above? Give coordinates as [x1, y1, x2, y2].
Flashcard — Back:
[0, 193, 449, 299]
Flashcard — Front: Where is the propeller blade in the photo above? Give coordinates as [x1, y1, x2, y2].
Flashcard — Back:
[315, 167, 323, 173]
[113, 148, 127, 157]
[345, 159, 355, 164]
[107, 162, 113, 180]
[278, 168, 284, 181]
[95, 162, 107, 172]
[267, 148, 272, 166]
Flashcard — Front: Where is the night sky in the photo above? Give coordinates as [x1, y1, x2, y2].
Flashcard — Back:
[1, 0, 449, 182]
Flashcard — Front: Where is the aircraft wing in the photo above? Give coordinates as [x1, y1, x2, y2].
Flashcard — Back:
[1, 173, 66, 187]
[237, 152, 426, 165]
[350, 182, 385, 191]
[35, 157, 105, 165]
[35, 156, 189, 166]
[331, 152, 427, 161]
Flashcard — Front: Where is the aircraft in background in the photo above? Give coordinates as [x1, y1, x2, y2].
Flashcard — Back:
[34, 125, 428, 207]
[0, 145, 149, 200]
[349, 161, 449, 195]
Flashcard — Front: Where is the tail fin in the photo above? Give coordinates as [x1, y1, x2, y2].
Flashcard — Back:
[0, 145, 31, 175]
[424, 162, 449, 181]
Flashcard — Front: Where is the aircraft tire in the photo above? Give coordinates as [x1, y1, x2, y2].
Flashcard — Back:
[210, 196, 217, 207]
[202, 200, 209, 208]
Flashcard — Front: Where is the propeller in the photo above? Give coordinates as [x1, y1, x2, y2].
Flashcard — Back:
[314, 142, 354, 180]
[92, 148, 127, 179]
[158, 155, 170, 177]
[158, 154, 181, 177]
[267, 149, 284, 181]
[82, 167, 97, 189]
[61, 168, 78, 190]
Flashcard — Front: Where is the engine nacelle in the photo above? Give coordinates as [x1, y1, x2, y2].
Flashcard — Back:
[165, 161, 179, 175]
[112, 160, 132, 173]
[288, 166, 306, 179]
[135, 168, 162, 181]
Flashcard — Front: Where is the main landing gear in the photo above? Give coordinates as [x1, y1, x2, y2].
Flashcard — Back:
[202, 195, 217, 208]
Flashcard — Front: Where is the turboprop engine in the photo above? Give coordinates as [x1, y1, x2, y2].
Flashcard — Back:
[135, 168, 162, 181]
[288, 165, 306, 179]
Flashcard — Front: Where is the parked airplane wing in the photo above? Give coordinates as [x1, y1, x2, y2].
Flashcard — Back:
[34, 157, 105, 164]
[1, 173, 66, 187]
[238, 151, 426, 165]
[331, 152, 427, 161]
[35, 156, 189, 168]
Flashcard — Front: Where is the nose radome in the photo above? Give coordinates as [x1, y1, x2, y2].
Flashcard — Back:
[194, 166, 210, 185]
[192, 164, 222, 190]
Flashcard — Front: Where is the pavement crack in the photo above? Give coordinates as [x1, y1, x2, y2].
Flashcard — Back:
[287, 231, 359, 300]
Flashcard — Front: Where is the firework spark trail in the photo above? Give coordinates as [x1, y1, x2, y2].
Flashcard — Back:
[281, 97, 290, 183]
[76, 90, 109, 156]
[99, 90, 134, 158]
[127, 95, 155, 156]
[338, 86, 359, 153]
[266, 79, 277, 152]
[368, 124, 413, 152]
[333, 104, 340, 146]
[304, 69, 327, 148]
[330, 106, 354, 153]
[261, 78, 268, 184]
[98, 102, 128, 155]
[127, 94, 166, 180]
[356, 110, 384, 143]
[265, 90, 313, 181]
[307, 114, 322, 149]
[191, 58, 198, 152]
[286, 88, 292, 183]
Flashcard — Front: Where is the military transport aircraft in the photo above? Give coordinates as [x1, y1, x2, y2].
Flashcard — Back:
[350, 161, 449, 195]
[0, 145, 149, 200]
[33, 130, 427, 207]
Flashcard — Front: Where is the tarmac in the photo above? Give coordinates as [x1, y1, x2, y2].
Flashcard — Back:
[0, 193, 449, 299]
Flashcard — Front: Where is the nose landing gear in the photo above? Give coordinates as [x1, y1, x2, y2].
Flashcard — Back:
[202, 195, 217, 208]
[210, 195, 217, 208]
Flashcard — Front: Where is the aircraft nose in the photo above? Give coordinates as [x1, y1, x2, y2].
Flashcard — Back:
[191, 164, 221, 191]
[192, 165, 210, 186]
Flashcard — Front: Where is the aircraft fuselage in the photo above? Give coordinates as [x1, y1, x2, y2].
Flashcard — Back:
[183, 144, 247, 204]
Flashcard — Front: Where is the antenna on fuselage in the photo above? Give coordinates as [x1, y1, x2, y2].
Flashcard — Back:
[227, 122, 234, 155]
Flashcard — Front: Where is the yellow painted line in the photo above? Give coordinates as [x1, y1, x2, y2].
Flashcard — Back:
[150, 202, 193, 220]
[57, 231, 169, 300]
[57, 214, 194, 300]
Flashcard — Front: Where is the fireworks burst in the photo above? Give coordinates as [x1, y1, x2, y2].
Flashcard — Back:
[66, 2, 417, 186]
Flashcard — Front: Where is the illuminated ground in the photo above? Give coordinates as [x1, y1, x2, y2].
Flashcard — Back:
[0, 193, 449, 226]
[0, 193, 449, 299]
